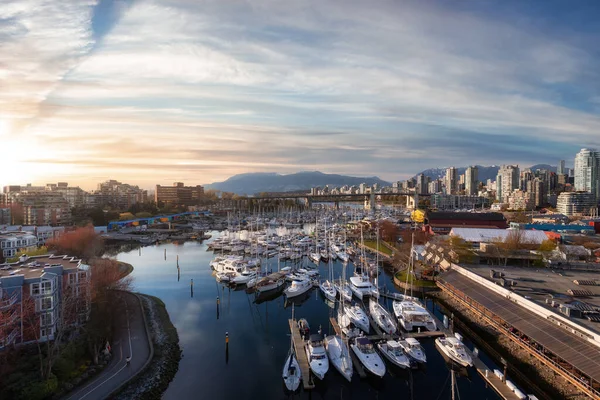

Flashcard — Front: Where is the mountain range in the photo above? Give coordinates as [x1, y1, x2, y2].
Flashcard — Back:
[414, 164, 557, 183]
[204, 171, 391, 195]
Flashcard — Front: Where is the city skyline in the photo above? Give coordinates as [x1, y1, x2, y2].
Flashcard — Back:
[1, 0, 600, 189]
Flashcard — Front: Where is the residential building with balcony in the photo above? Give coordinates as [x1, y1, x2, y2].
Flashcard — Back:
[0, 232, 38, 260]
[0, 254, 90, 348]
[557, 192, 598, 216]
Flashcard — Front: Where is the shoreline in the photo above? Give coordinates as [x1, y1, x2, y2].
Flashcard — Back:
[114, 294, 182, 400]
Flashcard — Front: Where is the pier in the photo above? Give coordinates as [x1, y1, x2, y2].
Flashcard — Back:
[288, 319, 315, 390]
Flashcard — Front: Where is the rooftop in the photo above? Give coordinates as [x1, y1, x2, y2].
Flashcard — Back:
[0, 255, 85, 279]
[449, 227, 549, 244]
[426, 211, 506, 222]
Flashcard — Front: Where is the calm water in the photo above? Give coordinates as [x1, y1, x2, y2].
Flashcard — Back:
[116, 233, 501, 400]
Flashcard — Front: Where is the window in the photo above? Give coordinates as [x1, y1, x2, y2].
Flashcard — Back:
[41, 297, 53, 310]
[40, 313, 53, 327]
[41, 281, 52, 295]
[78, 272, 87, 282]
[68, 273, 76, 285]
[31, 283, 40, 296]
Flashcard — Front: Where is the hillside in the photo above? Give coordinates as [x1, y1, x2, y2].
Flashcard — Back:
[205, 171, 390, 195]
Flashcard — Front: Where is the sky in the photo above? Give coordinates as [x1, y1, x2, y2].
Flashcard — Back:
[1, 0, 600, 190]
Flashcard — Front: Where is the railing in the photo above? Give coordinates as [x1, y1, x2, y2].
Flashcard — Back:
[0, 328, 19, 348]
[0, 292, 19, 309]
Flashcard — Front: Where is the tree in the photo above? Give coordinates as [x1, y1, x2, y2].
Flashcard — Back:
[377, 220, 399, 243]
[538, 239, 557, 252]
[46, 225, 103, 261]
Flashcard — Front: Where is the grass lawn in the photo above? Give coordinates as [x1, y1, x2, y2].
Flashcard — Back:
[363, 240, 393, 256]
[394, 270, 437, 288]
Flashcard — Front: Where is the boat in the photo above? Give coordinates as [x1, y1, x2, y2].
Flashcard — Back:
[309, 252, 321, 264]
[319, 280, 337, 302]
[435, 336, 473, 367]
[344, 304, 370, 333]
[334, 280, 352, 302]
[348, 275, 376, 300]
[215, 271, 234, 283]
[398, 338, 427, 364]
[283, 308, 301, 391]
[231, 269, 257, 285]
[351, 336, 386, 377]
[305, 333, 329, 380]
[369, 300, 397, 335]
[377, 340, 413, 369]
[325, 335, 353, 382]
[285, 277, 313, 298]
[298, 318, 310, 339]
[256, 277, 285, 293]
[393, 299, 437, 332]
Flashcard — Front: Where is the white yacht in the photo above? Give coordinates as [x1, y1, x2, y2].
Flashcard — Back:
[297, 268, 319, 277]
[398, 338, 426, 364]
[369, 300, 397, 335]
[351, 337, 386, 377]
[324, 335, 353, 382]
[284, 278, 313, 298]
[309, 252, 321, 264]
[231, 269, 257, 285]
[377, 340, 413, 369]
[256, 277, 285, 293]
[435, 336, 473, 367]
[344, 304, 370, 333]
[319, 280, 337, 302]
[393, 300, 437, 332]
[306, 334, 329, 380]
[348, 275, 376, 300]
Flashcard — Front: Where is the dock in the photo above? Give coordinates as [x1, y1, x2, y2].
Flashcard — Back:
[429, 313, 520, 400]
[288, 319, 315, 390]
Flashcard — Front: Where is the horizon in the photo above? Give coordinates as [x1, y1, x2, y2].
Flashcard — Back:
[1, 1, 599, 189]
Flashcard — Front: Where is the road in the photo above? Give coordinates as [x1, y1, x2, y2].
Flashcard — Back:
[65, 292, 151, 400]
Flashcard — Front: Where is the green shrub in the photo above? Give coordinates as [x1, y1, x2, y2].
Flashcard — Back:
[18, 374, 58, 400]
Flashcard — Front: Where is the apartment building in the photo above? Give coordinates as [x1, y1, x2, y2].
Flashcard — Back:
[155, 182, 204, 205]
[2, 186, 71, 226]
[90, 180, 148, 210]
[0, 232, 38, 260]
[0, 254, 90, 348]
[0, 208, 10, 225]
[557, 192, 597, 216]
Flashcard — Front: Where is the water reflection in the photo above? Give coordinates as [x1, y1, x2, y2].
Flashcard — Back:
[116, 234, 500, 400]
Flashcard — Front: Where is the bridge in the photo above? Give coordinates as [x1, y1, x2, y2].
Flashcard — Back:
[258, 191, 431, 209]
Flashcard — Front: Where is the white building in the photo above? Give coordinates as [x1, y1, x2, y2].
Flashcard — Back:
[574, 148, 600, 201]
[0, 232, 38, 259]
[496, 165, 520, 202]
[556, 192, 597, 216]
[465, 166, 478, 195]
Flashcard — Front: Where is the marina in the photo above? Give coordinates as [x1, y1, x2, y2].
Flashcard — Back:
[115, 226, 507, 400]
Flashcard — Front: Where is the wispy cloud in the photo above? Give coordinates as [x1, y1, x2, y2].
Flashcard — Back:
[1, 0, 599, 188]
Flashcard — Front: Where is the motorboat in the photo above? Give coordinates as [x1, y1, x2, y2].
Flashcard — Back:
[393, 300, 437, 332]
[435, 336, 473, 367]
[319, 279, 337, 302]
[334, 281, 352, 302]
[298, 319, 310, 339]
[325, 335, 353, 382]
[282, 350, 301, 391]
[344, 304, 370, 333]
[398, 338, 427, 364]
[297, 268, 319, 277]
[284, 278, 313, 298]
[305, 333, 329, 380]
[351, 337, 386, 377]
[348, 275, 376, 300]
[377, 340, 413, 369]
[369, 300, 397, 335]
[216, 271, 234, 283]
[231, 269, 257, 285]
[309, 252, 321, 264]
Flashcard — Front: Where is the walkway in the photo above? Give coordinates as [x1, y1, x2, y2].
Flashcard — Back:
[64, 292, 152, 400]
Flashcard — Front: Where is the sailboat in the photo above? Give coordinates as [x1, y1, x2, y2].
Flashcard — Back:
[393, 233, 437, 332]
[319, 235, 337, 302]
[282, 306, 301, 391]
[369, 299, 397, 335]
[325, 294, 353, 382]
[309, 217, 321, 264]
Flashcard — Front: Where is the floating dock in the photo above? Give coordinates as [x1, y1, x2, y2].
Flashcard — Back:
[288, 319, 315, 390]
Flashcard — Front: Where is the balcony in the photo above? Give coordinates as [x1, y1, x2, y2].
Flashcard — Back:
[0, 328, 19, 348]
[0, 293, 19, 310]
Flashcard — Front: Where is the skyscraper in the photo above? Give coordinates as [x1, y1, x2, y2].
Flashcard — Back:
[416, 174, 428, 195]
[465, 166, 478, 195]
[445, 167, 458, 195]
[557, 160, 565, 175]
[496, 165, 520, 202]
[574, 148, 600, 201]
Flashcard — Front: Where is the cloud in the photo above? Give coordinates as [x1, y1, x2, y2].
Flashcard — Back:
[1, 0, 600, 188]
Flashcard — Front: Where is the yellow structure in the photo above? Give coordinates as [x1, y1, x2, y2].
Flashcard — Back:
[411, 209, 425, 223]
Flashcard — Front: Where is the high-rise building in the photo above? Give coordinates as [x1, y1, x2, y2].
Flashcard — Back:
[557, 160, 565, 175]
[574, 148, 600, 201]
[527, 178, 546, 208]
[428, 179, 442, 194]
[496, 165, 520, 202]
[465, 166, 478, 196]
[92, 180, 148, 210]
[445, 167, 458, 195]
[416, 174, 428, 195]
[1, 186, 71, 226]
[0, 208, 10, 225]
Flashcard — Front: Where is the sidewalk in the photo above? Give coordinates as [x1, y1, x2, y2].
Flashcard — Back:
[64, 292, 152, 400]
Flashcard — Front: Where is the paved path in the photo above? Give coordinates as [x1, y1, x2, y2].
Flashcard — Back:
[65, 292, 151, 400]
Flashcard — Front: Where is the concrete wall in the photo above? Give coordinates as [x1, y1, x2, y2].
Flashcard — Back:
[450, 263, 600, 348]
